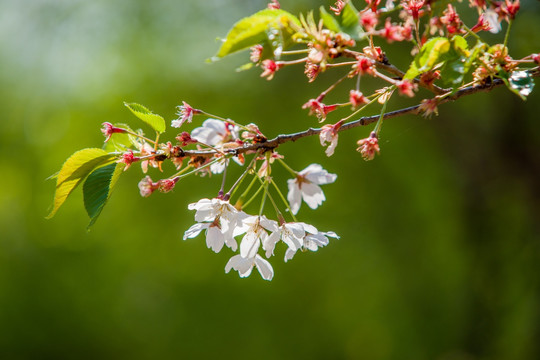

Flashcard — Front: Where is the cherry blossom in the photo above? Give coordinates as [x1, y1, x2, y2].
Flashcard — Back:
[263, 222, 306, 258]
[225, 254, 274, 280]
[319, 121, 343, 157]
[183, 220, 235, 253]
[101, 122, 127, 142]
[234, 215, 278, 259]
[191, 119, 239, 147]
[287, 164, 337, 215]
[172, 101, 199, 128]
[285, 226, 340, 262]
[185, 198, 245, 251]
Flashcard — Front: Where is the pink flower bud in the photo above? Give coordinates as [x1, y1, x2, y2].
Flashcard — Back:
[396, 79, 417, 98]
[101, 122, 127, 142]
[118, 150, 140, 171]
[267, 0, 280, 9]
[172, 101, 200, 128]
[260, 59, 282, 80]
[330, 0, 346, 15]
[356, 132, 380, 161]
[349, 90, 368, 109]
[158, 177, 179, 193]
[176, 132, 197, 147]
[138, 176, 159, 197]
[250, 45, 263, 63]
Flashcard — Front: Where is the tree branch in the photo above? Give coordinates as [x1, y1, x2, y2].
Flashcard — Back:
[181, 68, 539, 158]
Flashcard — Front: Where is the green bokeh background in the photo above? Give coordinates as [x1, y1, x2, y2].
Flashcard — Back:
[1, 1, 539, 359]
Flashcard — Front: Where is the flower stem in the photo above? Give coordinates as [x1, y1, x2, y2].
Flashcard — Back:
[374, 91, 392, 135]
[340, 93, 382, 122]
[270, 178, 297, 222]
[125, 130, 157, 145]
[242, 182, 264, 210]
[227, 153, 259, 199]
[277, 158, 297, 177]
[504, 19, 513, 48]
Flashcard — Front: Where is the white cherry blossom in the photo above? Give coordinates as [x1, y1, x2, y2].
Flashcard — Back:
[234, 215, 278, 259]
[225, 254, 274, 280]
[263, 222, 306, 258]
[191, 119, 239, 146]
[183, 221, 235, 253]
[284, 225, 339, 262]
[184, 198, 244, 252]
[287, 164, 337, 215]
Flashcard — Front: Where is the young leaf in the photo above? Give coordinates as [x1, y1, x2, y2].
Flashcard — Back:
[124, 102, 166, 133]
[340, 1, 364, 39]
[213, 9, 300, 59]
[319, 6, 341, 33]
[47, 148, 114, 219]
[83, 162, 125, 229]
[404, 37, 450, 80]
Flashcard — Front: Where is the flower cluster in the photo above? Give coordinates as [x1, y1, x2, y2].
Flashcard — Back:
[183, 164, 338, 280]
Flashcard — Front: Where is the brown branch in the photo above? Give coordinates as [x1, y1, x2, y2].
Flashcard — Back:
[181, 68, 539, 158]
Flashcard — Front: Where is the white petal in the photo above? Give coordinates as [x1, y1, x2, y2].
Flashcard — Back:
[206, 226, 225, 253]
[223, 232, 238, 252]
[240, 231, 260, 259]
[254, 254, 274, 280]
[259, 215, 279, 233]
[301, 183, 326, 210]
[305, 168, 337, 185]
[188, 198, 212, 210]
[284, 248, 297, 262]
[484, 10, 501, 34]
[225, 254, 254, 278]
[210, 160, 226, 174]
[299, 222, 318, 234]
[287, 179, 302, 215]
[299, 164, 323, 175]
[324, 231, 340, 239]
[183, 222, 209, 240]
[263, 231, 280, 258]
[281, 227, 303, 251]
[325, 136, 338, 157]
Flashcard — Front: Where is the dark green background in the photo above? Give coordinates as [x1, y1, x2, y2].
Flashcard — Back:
[1, 1, 539, 359]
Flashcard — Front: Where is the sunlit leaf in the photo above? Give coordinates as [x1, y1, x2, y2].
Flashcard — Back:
[213, 9, 301, 59]
[340, 1, 364, 39]
[47, 148, 114, 219]
[405, 37, 450, 80]
[124, 102, 166, 133]
[83, 162, 125, 229]
[319, 6, 341, 33]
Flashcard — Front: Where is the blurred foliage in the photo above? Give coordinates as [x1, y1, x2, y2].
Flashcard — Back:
[0, 1, 539, 359]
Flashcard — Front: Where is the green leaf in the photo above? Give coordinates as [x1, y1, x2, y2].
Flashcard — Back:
[83, 162, 125, 229]
[213, 9, 300, 59]
[319, 6, 341, 33]
[405, 37, 451, 79]
[47, 148, 114, 219]
[340, 1, 362, 38]
[124, 102, 166, 133]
